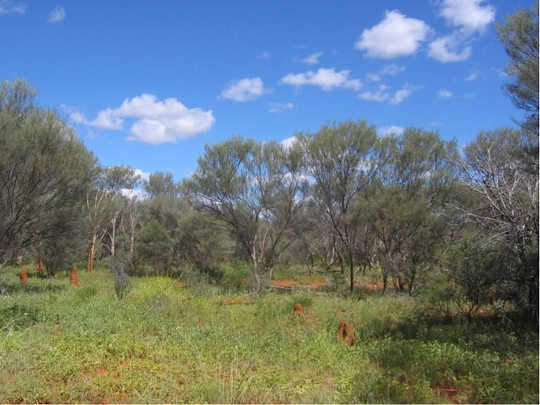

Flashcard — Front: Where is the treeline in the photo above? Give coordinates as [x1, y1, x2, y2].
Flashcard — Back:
[0, 6, 537, 320]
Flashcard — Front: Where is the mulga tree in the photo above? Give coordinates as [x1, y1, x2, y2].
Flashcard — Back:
[0, 79, 97, 270]
[372, 128, 458, 293]
[298, 121, 378, 292]
[85, 165, 139, 272]
[497, 4, 539, 143]
[458, 128, 538, 319]
[185, 137, 306, 292]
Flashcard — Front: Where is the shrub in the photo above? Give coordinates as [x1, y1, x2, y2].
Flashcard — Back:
[113, 262, 132, 299]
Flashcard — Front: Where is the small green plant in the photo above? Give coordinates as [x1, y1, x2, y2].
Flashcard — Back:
[113, 262, 132, 299]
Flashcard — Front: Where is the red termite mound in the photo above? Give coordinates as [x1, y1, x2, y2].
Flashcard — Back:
[69, 266, 79, 287]
[337, 321, 355, 346]
[20, 270, 28, 285]
[293, 302, 304, 316]
[36, 260, 45, 276]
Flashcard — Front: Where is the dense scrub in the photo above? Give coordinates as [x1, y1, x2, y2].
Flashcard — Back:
[0, 266, 537, 403]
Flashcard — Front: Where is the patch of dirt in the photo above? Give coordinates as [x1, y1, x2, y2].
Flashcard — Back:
[270, 279, 298, 288]
[83, 368, 108, 377]
[219, 297, 255, 305]
[355, 280, 384, 291]
[433, 385, 472, 404]
[307, 279, 330, 288]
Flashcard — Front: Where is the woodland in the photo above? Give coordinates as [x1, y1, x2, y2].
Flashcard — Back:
[0, 5, 538, 404]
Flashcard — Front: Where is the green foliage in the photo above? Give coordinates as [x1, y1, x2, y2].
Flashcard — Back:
[0, 265, 537, 403]
[0, 79, 97, 267]
[219, 261, 249, 291]
[114, 262, 132, 299]
[497, 4, 539, 138]
[460, 128, 539, 319]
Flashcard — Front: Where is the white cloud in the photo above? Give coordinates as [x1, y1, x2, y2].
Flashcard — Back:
[355, 10, 431, 58]
[438, 89, 453, 98]
[220, 77, 267, 102]
[0, 0, 25, 14]
[429, 1, 494, 64]
[300, 51, 324, 65]
[134, 168, 151, 182]
[48, 6, 65, 23]
[367, 64, 405, 81]
[65, 94, 215, 145]
[439, 0, 495, 33]
[280, 136, 298, 150]
[258, 50, 271, 60]
[359, 84, 414, 104]
[281, 68, 362, 91]
[379, 125, 405, 137]
[120, 188, 148, 201]
[465, 72, 478, 81]
[359, 85, 391, 102]
[428, 34, 471, 62]
[268, 102, 294, 113]
[390, 86, 413, 104]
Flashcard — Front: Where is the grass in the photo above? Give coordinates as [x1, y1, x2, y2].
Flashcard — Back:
[0, 265, 537, 403]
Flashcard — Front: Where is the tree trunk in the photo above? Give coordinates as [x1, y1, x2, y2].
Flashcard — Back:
[110, 217, 117, 257]
[88, 233, 97, 272]
[129, 216, 135, 261]
[349, 250, 354, 293]
[251, 246, 262, 293]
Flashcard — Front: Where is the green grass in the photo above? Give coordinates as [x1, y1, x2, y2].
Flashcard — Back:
[0, 265, 537, 403]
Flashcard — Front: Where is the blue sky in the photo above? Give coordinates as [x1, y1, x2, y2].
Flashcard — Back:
[0, 0, 534, 181]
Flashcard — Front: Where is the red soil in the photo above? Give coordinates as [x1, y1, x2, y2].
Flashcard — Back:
[270, 279, 298, 288]
[307, 279, 330, 288]
[219, 297, 255, 305]
[354, 280, 385, 290]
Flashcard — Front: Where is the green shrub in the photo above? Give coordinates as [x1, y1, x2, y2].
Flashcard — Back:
[220, 261, 249, 291]
[75, 287, 97, 301]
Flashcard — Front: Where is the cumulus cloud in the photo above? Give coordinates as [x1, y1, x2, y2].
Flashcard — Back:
[280, 136, 298, 150]
[465, 72, 478, 81]
[48, 6, 65, 23]
[268, 102, 294, 113]
[65, 94, 215, 145]
[281, 68, 362, 91]
[367, 64, 405, 81]
[428, 34, 471, 62]
[355, 10, 431, 58]
[379, 125, 405, 137]
[359, 85, 391, 102]
[391, 86, 413, 104]
[300, 51, 324, 65]
[359, 84, 414, 104]
[120, 188, 148, 200]
[220, 77, 267, 102]
[134, 168, 151, 182]
[429, 0, 494, 63]
[439, 0, 495, 33]
[438, 89, 453, 98]
[0, 0, 24, 14]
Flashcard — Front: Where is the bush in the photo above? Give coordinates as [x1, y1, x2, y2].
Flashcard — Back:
[219, 261, 249, 291]
[113, 262, 132, 299]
